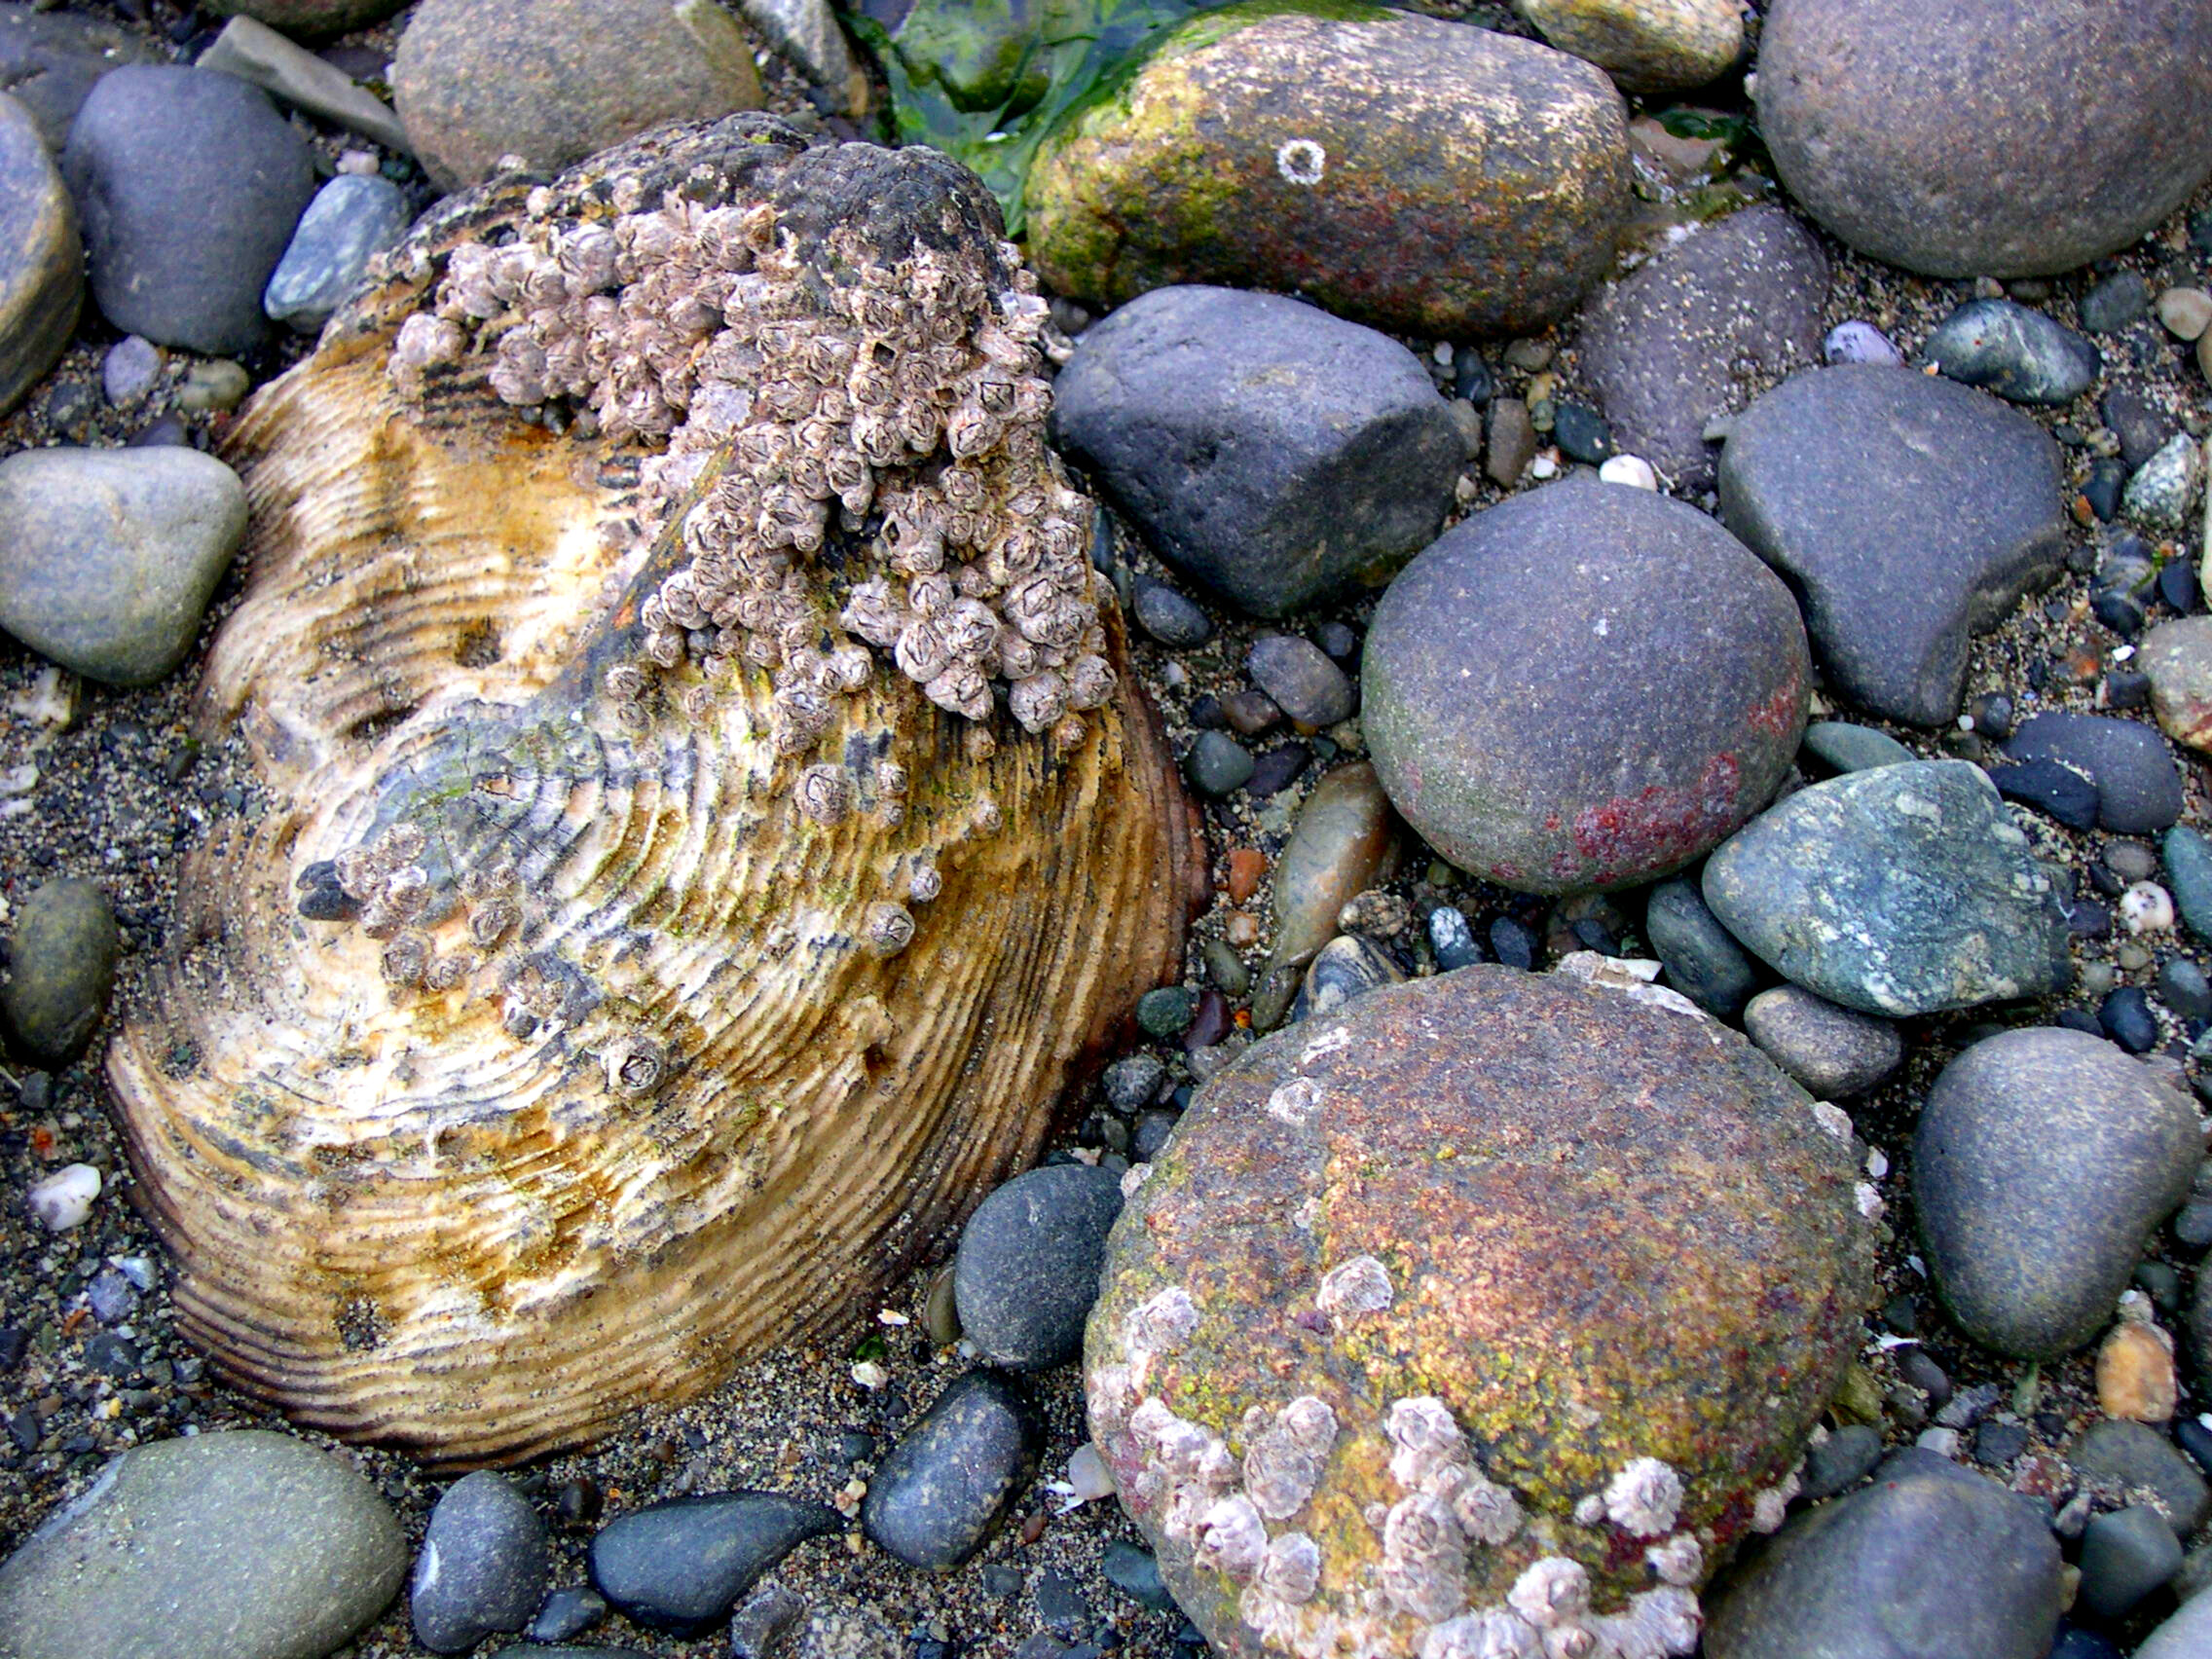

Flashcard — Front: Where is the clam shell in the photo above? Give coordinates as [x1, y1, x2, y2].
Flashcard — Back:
[105, 119, 1195, 1465]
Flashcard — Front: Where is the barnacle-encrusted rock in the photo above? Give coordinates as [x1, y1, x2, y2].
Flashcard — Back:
[104, 117, 1194, 1466]
[1088, 967, 1877, 1659]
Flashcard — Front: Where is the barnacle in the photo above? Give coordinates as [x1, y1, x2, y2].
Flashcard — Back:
[104, 118, 1193, 1465]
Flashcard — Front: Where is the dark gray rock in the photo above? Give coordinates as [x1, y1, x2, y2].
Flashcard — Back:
[2074, 1419, 2211, 1537]
[1800, 1422, 1884, 1500]
[411, 1472, 550, 1653]
[1803, 720, 1913, 774]
[862, 1372, 1032, 1570]
[2005, 713, 2183, 833]
[2164, 826, 2212, 944]
[1102, 1541, 1175, 1611]
[0, 1429, 406, 1659]
[2077, 1504, 2181, 1618]
[0, 446, 247, 686]
[1246, 635, 1352, 729]
[727, 1582, 806, 1658]
[1718, 364, 2066, 727]
[1915, 1028, 2200, 1360]
[263, 173, 411, 333]
[1743, 986, 1903, 1099]
[2, 877, 117, 1067]
[1989, 757, 2100, 830]
[0, 3, 156, 152]
[1705, 1450, 2060, 1659]
[587, 1493, 838, 1635]
[1365, 476, 1807, 894]
[1577, 203, 1827, 492]
[1130, 579, 1210, 649]
[2081, 273, 2152, 335]
[524, 1587, 606, 1643]
[2106, 387, 2180, 472]
[2138, 1583, 2212, 1659]
[1755, 0, 2212, 278]
[1051, 285, 1463, 619]
[0, 92, 79, 418]
[60, 66, 314, 356]
[1703, 761, 2071, 1016]
[1644, 875, 1760, 1017]
[953, 1164, 1124, 1371]
[1922, 300, 2101, 406]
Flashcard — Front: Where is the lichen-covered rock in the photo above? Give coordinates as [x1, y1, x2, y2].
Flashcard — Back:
[1087, 966, 1879, 1659]
[1026, 5, 1629, 338]
[1518, 0, 1742, 93]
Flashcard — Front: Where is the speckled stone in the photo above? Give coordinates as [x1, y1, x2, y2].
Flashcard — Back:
[1027, 9, 1629, 339]
[1519, 0, 1741, 92]
[953, 1163, 1124, 1371]
[1921, 300, 2101, 407]
[1, 876, 118, 1067]
[587, 1493, 839, 1635]
[1755, 0, 2212, 277]
[1702, 761, 2072, 1017]
[2137, 1580, 2212, 1658]
[2142, 613, 2212, 754]
[1743, 986, 1902, 1099]
[1916, 1029, 2201, 1360]
[1087, 966, 1877, 1659]
[862, 1373, 1033, 1571]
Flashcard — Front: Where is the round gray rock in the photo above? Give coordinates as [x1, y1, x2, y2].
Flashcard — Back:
[0, 446, 247, 685]
[2, 877, 117, 1067]
[953, 1163, 1124, 1371]
[1743, 986, 1902, 1099]
[1051, 285, 1464, 619]
[0, 1428, 406, 1659]
[861, 1372, 1032, 1571]
[1364, 475, 1808, 893]
[1915, 1027, 2201, 1360]
[0, 91, 80, 419]
[392, 0, 764, 193]
[59, 66, 314, 356]
[1702, 761, 2072, 1016]
[1756, 0, 2212, 277]
[1704, 1449, 2061, 1659]
[411, 1472, 551, 1653]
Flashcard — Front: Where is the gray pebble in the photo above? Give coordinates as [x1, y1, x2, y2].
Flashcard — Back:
[861, 1373, 1032, 1570]
[1185, 731, 1253, 797]
[1743, 986, 1903, 1099]
[952, 1164, 1123, 1370]
[1101, 1053, 1164, 1112]
[587, 1493, 838, 1635]
[2079, 273, 2152, 335]
[1644, 876, 1759, 1018]
[1247, 635, 1353, 728]
[2, 877, 118, 1067]
[1800, 1423, 1884, 1500]
[0, 90, 81, 419]
[2076, 1504, 2181, 1618]
[100, 335, 161, 407]
[1921, 299, 2101, 405]
[411, 1472, 550, 1653]
[1131, 578, 1212, 649]
[1802, 719, 1914, 774]
[2073, 1419, 2211, 1537]
[264, 172, 412, 332]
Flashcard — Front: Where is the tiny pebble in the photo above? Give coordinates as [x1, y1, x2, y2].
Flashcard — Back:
[26, 1161, 99, 1231]
[1596, 453, 1657, 489]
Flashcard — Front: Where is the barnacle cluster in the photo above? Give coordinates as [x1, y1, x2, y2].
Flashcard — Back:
[388, 147, 1113, 758]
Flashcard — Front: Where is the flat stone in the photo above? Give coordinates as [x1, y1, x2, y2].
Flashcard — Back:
[1366, 476, 1806, 894]
[1, 877, 117, 1068]
[1704, 1452, 2061, 1659]
[0, 3, 156, 152]
[0, 1429, 406, 1659]
[1800, 1422, 1884, 1500]
[1916, 1029, 2201, 1360]
[862, 1373, 1032, 1571]
[1743, 986, 1902, 1099]
[1051, 286, 1462, 619]
[728, 0, 863, 114]
[392, 0, 763, 193]
[1520, 0, 1741, 92]
[0, 91, 76, 418]
[1644, 875, 1759, 1017]
[1702, 760, 2072, 1017]
[2074, 1419, 2211, 1536]
[953, 1163, 1124, 1371]
[2080, 273, 2153, 335]
[1577, 204, 1827, 493]
[0, 447, 247, 686]
[1251, 762, 1395, 1028]
[1922, 300, 2101, 406]
[587, 1493, 839, 1635]
[1247, 635, 1353, 729]
[411, 1472, 550, 1653]
[1802, 720, 1913, 774]
[2005, 713, 2183, 834]
[263, 173, 412, 332]
[1755, 0, 2212, 278]
[2103, 387, 2178, 472]
[198, 17, 409, 151]
[60, 65, 314, 356]
[1718, 365, 2066, 727]
[1027, 10, 1628, 338]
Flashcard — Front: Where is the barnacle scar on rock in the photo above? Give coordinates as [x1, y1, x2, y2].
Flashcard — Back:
[103, 116, 1196, 1466]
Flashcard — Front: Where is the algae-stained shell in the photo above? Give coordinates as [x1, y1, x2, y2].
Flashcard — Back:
[1086, 967, 1877, 1659]
[105, 117, 1194, 1466]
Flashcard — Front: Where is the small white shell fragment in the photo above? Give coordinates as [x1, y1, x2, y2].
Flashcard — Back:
[1856, 1182, 1886, 1221]
[1065, 1441, 1116, 1504]
[28, 1163, 100, 1232]
[1597, 453, 1658, 490]
[2121, 882, 2176, 935]
[849, 1359, 888, 1389]
[876, 1308, 909, 1326]
[1812, 1101, 1854, 1140]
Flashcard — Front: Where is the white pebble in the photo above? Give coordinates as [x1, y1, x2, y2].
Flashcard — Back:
[337, 149, 382, 176]
[1597, 453, 1658, 490]
[2121, 882, 2175, 935]
[850, 1359, 888, 1389]
[28, 1163, 100, 1232]
[1915, 1426, 1962, 1457]
[1530, 453, 1560, 480]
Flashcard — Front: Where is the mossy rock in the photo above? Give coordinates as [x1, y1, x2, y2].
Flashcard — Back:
[1085, 965, 1878, 1659]
[1026, 5, 1629, 338]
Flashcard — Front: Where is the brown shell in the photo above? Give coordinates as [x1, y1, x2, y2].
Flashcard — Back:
[104, 120, 1195, 1466]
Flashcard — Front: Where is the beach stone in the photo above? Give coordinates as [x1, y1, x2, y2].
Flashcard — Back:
[1643, 875, 1759, 1017]
[1247, 636, 1353, 729]
[1922, 300, 2101, 406]
[1027, 9, 1629, 339]
[1988, 758, 2100, 831]
[863, 1373, 1033, 1571]
[1291, 931, 1403, 1023]
[1131, 579, 1211, 649]
[411, 1472, 550, 1653]
[0, 446, 247, 686]
[2164, 827, 2212, 944]
[1802, 720, 1913, 774]
[587, 1493, 838, 1635]
[1, 877, 117, 1067]
[1051, 286, 1462, 619]
[100, 334, 158, 406]
[1800, 1423, 1884, 1501]
[1743, 986, 1902, 1099]
[953, 1164, 1124, 1371]
[2104, 387, 2179, 472]
[196, 17, 409, 151]
[1754, 0, 2212, 278]
[2138, 1586, 2212, 1659]
[60, 66, 313, 356]
[2123, 433, 2204, 532]
[728, 0, 864, 115]
[1824, 319, 1901, 366]
[391, 0, 764, 194]
[1915, 1028, 2200, 1361]
[1251, 762, 1396, 1027]
[525, 1588, 607, 1643]
[2074, 1419, 2210, 1536]
[204, 0, 407, 37]
[1703, 1452, 2061, 1659]
[263, 173, 411, 332]
[2005, 713, 2184, 835]
[1577, 203, 1827, 493]
[1518, 0, 1740, 92]
[2142, 617, 2212, 755]
[2080, 273, 2153, 336]
[0, 1428, 405, 1659]
[0, 4, 155, 152]
[1717, 365, 2066, 727]
[1702, 761, 2071, 1017]
[1365, 477, 1806, 894]
[2159, 287, 2212, 341]
[0, 92, 77, 418]
[1087, 966, 1878, 1659]
[1186, 731, 1253, 798]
